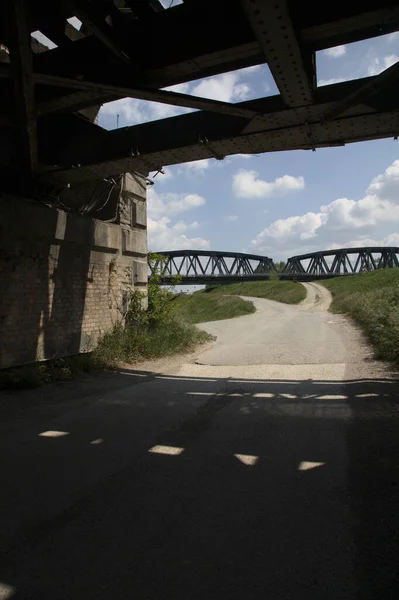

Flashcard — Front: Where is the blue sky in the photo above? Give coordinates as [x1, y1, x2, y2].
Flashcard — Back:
[99, 32, 399, 261]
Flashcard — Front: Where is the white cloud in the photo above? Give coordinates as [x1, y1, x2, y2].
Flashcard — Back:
[148, 217, 209, 251]
[148, 188, 206, 220]
[323, 45, 346, 58]
[167, 193, 205, 214]
[164, 82, 191, 94]
[366, 159, 399, 200]
[387, 32, 399, 42]
[318, 76, 347, 87]
[173, 220, 200, 232]
[238, 65, 262, 76]
[223, 215, 239, 222]
[147, 187, 208, 250]
[192, 72, 251, 102]
[251, 159, 399, 257]
[368, 54, 399, 76]
[100, 96, 191, 126]
[100, 66, 255, 128]
[328, 232, 399, 249]
[180, 159, 210, 173]
[232, 169, 305, 199]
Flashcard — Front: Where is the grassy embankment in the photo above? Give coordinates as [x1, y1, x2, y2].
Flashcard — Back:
[171, 293, 255, 324]
[171, 279, 305, 324]
[199, 279, 306, 304]
[321, 268, 399, 364]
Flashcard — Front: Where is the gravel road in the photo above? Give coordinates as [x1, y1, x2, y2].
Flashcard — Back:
[196, 282, 370, 370]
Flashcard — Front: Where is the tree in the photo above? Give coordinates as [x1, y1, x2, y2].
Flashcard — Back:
[274, 261, 286, 273]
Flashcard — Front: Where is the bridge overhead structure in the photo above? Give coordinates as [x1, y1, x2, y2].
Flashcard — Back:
[150, 250, 276, 285]
[284, 247, 399, 277]
[2, 1, 399, 193]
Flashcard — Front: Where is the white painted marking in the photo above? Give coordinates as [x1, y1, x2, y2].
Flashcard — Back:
[149, 445, 185, 456]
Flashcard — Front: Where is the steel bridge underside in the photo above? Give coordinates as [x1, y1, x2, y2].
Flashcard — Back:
[152, 248, 399, 284]
[2, 1, 399, 197]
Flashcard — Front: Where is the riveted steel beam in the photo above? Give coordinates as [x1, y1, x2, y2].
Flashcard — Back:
[241, 0, 314, 107]
[8, 0, 38, 182]
[322, 59, 399, 121]
[43, 106, 399, 183]
[65, 0, 130, 61]
[0, 63, 257, 119]
[300, 6, 399, 50]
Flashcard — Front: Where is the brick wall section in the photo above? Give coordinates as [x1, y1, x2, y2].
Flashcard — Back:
[0, 173, 147, 368]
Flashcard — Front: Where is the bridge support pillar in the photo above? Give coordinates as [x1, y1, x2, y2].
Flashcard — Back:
[0, 172, 148, 369]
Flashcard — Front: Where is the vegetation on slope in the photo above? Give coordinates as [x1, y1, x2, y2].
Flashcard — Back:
[321, 268, 399, 364]
[201, 279, 306, 305]
[171, 292, 255, 324]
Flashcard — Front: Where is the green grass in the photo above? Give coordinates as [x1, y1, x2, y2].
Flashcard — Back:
[0, 318, 211, 390]
[171, 293, 255, 324]
[321, 268, 399, 364]
[94, 319, 211, 365]
[199, 279, 306, 304]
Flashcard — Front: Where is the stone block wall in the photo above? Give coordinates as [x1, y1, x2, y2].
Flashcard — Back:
[0, 173, 147, 368]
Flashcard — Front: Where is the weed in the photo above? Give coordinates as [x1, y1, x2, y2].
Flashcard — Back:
[321, 268, 399, 364]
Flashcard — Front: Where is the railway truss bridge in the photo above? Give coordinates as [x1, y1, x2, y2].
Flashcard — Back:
[149, 247, 399, 285]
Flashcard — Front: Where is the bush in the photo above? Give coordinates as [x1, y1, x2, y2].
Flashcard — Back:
[0, 354, 101, 390]
[322, 268, 399, 364]
[94, 254, 211, 366]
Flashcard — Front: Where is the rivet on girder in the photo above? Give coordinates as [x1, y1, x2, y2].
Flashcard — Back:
[304, 122, 316, 151]
[199, 136, 225, 161]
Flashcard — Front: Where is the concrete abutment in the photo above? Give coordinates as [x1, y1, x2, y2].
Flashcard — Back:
[0, 172, 148, 369]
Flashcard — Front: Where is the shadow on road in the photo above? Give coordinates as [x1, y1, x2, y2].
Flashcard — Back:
[1, 371, 399, 599]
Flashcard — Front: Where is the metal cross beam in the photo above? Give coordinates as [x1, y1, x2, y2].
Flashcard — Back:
[7, 0, 38, 184]
[241, 0, 314, 107]
[0, 63, 258, 120]
[39, 76, 399, 183]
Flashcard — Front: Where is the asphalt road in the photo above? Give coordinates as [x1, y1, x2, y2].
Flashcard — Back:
[1, 283, 399, 599]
